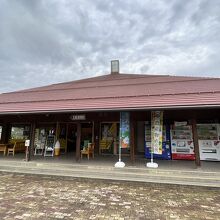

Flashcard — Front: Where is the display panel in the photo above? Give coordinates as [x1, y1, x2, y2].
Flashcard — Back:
[197, 124, 220, 161]
[197, 124, 218, 140]
[170, 123, 195, 160]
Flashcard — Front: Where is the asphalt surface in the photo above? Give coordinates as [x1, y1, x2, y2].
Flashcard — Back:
[0, 172, 219, 219]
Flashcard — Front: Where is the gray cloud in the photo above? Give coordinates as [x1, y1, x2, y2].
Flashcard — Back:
[0, 0, 220, 93]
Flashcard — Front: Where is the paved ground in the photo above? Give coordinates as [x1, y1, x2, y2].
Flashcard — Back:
[0, 172, 219, 220]
[1, 158, 220, 187]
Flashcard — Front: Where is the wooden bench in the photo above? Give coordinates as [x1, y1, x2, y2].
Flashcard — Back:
[0, 144, 9, 156]
[7, 141, 26, 156]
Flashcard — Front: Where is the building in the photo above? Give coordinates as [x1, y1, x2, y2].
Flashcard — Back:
[0, 62, 220, 165]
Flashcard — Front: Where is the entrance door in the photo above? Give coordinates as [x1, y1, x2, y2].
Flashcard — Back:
[67, 124, 77, 152]
[81, 123, 93, 148]
[136, 121, 145, 154]
[67, 122, 93, 152]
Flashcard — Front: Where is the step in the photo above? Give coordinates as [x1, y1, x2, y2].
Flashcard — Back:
[0, 160, 219, 178]
[0, 164, 220, 188]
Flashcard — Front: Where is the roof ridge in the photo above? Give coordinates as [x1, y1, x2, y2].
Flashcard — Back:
[2, 73, 173, 94]
[2, 72, 219, 96]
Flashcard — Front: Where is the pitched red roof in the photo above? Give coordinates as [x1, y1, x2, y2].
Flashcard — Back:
[0, 73, 220, 114]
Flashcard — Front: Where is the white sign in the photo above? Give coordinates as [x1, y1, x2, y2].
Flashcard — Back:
[70, 114, 86, 120]
[25, 140, 30, 147]
[174, 121, 187, 127]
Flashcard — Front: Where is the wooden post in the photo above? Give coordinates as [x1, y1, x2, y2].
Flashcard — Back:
[0, 124, 4, 143]
[191, 118, 201, 167]
[130, 115, 135, 164]
[1, 123, 10, 143]
[65, 123, 68, 154]
[94, 121, 99, 154]
[76, 122, 81, 161]
[1, 123, 11, 143]
[55, 121, 59, 141]
[29, 122, 36, 161]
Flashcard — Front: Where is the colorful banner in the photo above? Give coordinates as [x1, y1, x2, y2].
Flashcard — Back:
[120, 112, 130, 149]
[151, 111, 163, 154]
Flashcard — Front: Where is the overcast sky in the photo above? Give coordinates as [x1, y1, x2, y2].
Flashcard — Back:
[0, 0, 220, 93]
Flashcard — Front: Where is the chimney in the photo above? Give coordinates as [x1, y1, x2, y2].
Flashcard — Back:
[111, 60, 119, 74]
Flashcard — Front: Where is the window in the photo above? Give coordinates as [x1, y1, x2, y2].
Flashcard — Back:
[10, 125, 31, 140]
[11, 126, 24, 140]
[0, 126, 2, 140]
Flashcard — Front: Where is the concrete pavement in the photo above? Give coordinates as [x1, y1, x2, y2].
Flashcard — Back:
[1, 172, 219, 219]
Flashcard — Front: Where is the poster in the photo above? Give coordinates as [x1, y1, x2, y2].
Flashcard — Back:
[151, 111, 163, 154]
[120, 112, 130, 149]
[109, 123, 117, 136]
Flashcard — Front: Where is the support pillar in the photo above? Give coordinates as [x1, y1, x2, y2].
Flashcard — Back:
[29, 122, 36, 161]
[76, 122, 81, 162]
[94, 121, 99, 155]
[191, 118, 201, 167]
[0, 124, 7, 143]
[130, 117, 136, 164]
[55, 121, 59, 140]
[1, 123, 10, 143]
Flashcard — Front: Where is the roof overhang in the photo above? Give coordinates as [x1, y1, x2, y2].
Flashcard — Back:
[0, 104, 219, 115]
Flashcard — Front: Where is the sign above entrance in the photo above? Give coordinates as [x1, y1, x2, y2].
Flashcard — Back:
[174, 121, 187, 127]
[70, 114, 86, 121]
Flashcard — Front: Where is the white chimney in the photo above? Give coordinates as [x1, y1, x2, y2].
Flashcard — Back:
[111, 60, 119, 74]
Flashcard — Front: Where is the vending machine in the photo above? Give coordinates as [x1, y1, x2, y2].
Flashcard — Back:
[145, 122, 171, 160]
[197, 123, 220, 161]
[170, 123, 195, 160]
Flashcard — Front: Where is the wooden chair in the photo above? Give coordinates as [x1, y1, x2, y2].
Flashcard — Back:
[81, 140, 90, 150]
[7, 141, 26, 156]
[99, 139, 113, 154]
[81, 143, 95, 160]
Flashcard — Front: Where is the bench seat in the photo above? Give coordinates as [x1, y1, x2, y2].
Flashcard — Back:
[7, 141, 26, 156]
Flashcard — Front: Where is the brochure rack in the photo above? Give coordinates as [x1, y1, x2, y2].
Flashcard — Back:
[44, 134, 55, 157]
[34, 129, 46, 156]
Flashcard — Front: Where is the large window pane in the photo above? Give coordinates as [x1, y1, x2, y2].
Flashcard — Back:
[0, 126, 2, 140]
[11, 125, 30, 140]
